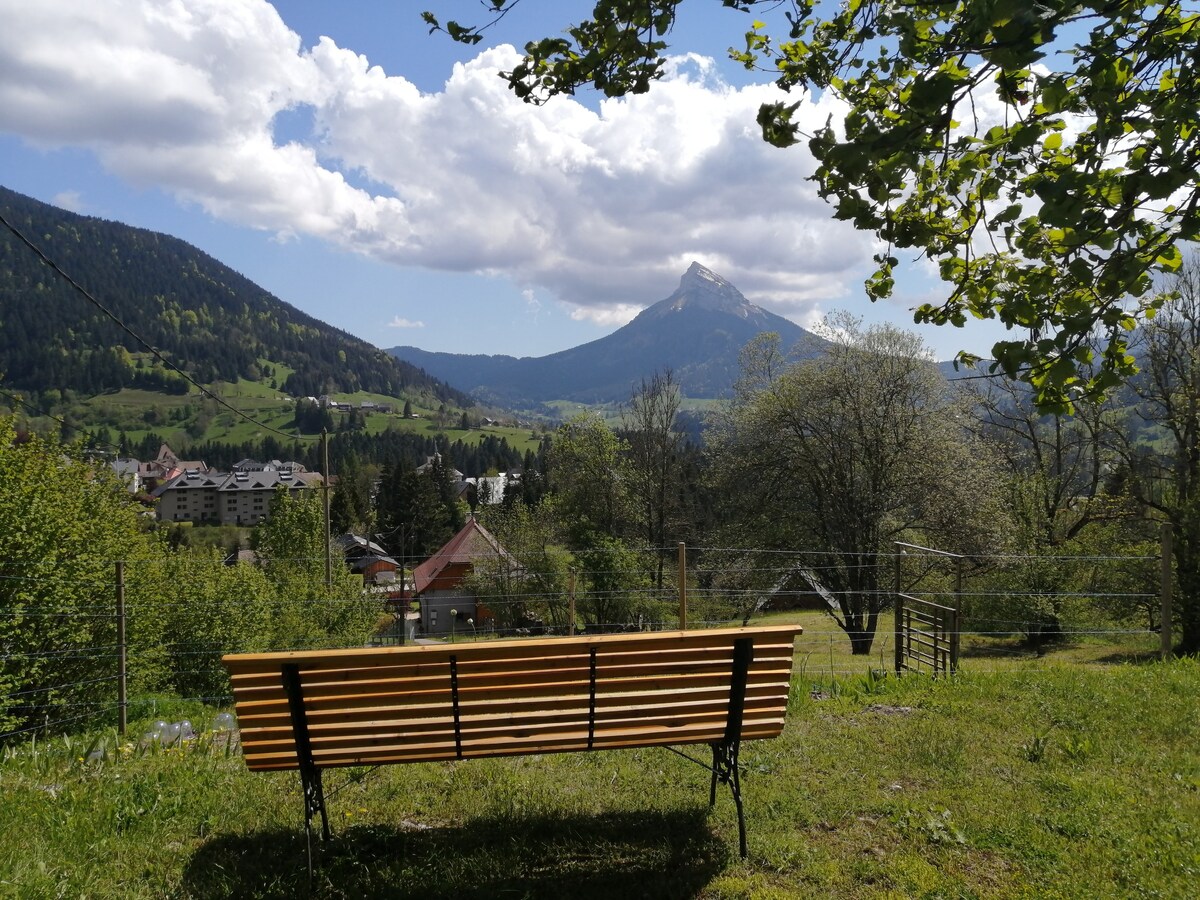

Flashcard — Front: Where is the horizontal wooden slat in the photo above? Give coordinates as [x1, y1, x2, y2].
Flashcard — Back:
[226, 643, 798, 696]
[235, 661, 792, 708]
[241, 717, 790, 771]
[237, 707, 792, 762]
[233, 680, 789, 730]
[225, 662, 796, 710]
[223, 625, 801, 668]
[229, 661, 793, 709]
[238, 689, 790, 744]
[230, 652, 794, 696]
[237, 701, 792, 764]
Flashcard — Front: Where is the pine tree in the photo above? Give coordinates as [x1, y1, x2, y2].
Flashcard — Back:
[376, 464, 452, 563]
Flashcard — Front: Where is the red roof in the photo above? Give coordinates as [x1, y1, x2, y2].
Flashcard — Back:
[412, 518, 512, 595]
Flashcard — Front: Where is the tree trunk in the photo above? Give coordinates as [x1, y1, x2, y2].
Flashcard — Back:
[841, 589, 879, 654]
[848, 629, 875, 655]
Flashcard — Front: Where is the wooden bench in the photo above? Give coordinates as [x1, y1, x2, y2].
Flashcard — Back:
[222, 624, 802, 866]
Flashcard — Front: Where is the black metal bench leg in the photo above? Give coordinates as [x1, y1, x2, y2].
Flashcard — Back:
[729, 743, 747, 859]
[305, 766, 330, 841]
[710, 739, 748, 858]
[284, 662, 330, 879]
[712, 637, 753, 858]
[710, 744, 719, 807]
[299, 764, 329, 880]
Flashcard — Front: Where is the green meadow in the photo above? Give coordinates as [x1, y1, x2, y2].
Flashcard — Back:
[2, 629, 1196, 898]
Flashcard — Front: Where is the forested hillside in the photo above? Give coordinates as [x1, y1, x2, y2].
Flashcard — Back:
[0, 186, 469, 405]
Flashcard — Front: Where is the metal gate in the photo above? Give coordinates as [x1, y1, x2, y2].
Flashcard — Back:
[894, 593, 959, 675]
[894, 543, 962, 676]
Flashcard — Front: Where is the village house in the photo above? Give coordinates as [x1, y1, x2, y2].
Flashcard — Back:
[415, 451, 475, 504]
[134, 442, 210, 492]
[335, 533, 400, 586]
[110, 457, 142, 493]
[464, 472, 517, 506]
[411, 518, 515, 637]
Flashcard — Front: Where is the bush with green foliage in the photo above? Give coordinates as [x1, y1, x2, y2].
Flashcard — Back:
[126, 548, 275, 701]
[0, 417, 147, 734]
[254, 486, 380, 650]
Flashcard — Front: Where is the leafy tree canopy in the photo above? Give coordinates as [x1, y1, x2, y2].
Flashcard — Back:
[425, 1, 1200, 411]
[707, 318, 1006, 653]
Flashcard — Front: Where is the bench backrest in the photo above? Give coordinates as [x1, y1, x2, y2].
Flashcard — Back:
[223, 625, 802, 772]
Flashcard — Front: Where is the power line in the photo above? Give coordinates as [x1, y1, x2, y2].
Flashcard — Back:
[0, 209, 297, 440]
[0, 384, 126, 454]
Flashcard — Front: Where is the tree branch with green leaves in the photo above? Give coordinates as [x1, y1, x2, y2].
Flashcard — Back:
[425, 0, 1200, 411]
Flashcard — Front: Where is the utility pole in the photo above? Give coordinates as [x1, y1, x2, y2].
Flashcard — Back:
[322, 428, 332, 589]
[116, 561, 127, 736]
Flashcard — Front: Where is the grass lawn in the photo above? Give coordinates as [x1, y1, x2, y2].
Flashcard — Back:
[2, 639, 1196, 898]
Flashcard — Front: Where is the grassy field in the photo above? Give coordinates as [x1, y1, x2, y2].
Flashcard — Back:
[52, 380, 544, 457]
[2, 624, 1196, 898]
[0, 348, 547, 456]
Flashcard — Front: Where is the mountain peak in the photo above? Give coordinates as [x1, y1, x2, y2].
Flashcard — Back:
[655, 260, 760, 319]
[681, 261, 731, 290]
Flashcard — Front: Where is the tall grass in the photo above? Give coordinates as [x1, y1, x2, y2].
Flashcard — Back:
[2, 660, 1197, 898]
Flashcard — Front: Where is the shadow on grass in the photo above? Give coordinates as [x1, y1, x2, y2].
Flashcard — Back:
[961, 637, 1163, 667]
[184, 806, 728, 899]
[1090, 647, 1165, 666]
[959, 638, 1037, 660]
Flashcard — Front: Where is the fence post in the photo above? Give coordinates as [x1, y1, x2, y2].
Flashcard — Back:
[569, 568, 577, 637]
[893, 550, 903, 675]
[677, 542, 687, 630]
[116, 560, 127, 737]
[951, 556, 963, 674]
[1161, 523, 1173, 660]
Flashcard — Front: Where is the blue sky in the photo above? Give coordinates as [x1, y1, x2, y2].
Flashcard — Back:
[0, 0, 1012, 363]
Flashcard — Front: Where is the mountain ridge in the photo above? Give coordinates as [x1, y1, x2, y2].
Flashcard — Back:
[390, 262, 829, 406]
[0, 185, 470, 406]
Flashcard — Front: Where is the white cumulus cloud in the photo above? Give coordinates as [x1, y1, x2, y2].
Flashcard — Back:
[386, 316, 424, 329]
[0, 0, 875, 325]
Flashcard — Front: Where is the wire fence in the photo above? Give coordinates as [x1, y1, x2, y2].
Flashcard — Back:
[0, 541, 1175, 742]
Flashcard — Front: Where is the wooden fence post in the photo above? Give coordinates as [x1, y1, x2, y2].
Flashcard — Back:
[678, 542, 687, 631]
[951, 556, 963, 673]
[116, 560, 127, 737]
[569, 568, 577, 637]
[1161, 523, 1173, 660]
[894, 550, 904, 675]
